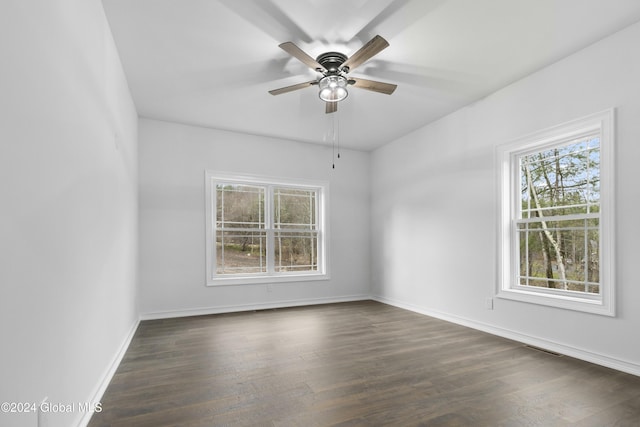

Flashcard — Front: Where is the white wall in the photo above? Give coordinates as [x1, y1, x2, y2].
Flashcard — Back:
[138, 118, 370, 317]
[371, 21, 640, 374]
[0, 1, 138, 427]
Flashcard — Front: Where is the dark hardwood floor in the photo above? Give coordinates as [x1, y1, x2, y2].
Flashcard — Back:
[89, 301, 640, 426]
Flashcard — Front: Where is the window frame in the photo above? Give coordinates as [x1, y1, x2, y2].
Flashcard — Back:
[205, 171, 329, 286]
[496, 109, 615, 316]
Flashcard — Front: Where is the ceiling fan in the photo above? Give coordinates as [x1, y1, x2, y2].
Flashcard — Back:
[269, 35, 397, 114]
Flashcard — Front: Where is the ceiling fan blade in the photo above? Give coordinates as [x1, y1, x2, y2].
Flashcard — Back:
[325, 102, 337, 114]
[279, 42, 326, 72]
[351, 77, 397, 95]
[269, 80, 316, 96]
[341, 35, 389, 72]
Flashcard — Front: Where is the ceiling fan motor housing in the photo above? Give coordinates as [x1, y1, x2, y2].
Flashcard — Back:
[316, 52, 348, 74]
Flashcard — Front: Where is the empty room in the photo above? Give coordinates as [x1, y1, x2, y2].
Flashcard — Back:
[3, 0, 640, 426]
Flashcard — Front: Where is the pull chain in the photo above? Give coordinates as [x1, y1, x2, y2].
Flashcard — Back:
[325, 107, 341, 169]
[336, 111, 341, 160]
[331, 110, 336, 169]
[331, 110, 340, 169]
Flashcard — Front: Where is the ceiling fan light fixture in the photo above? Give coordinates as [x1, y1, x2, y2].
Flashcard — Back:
[319, 75, 348, 102]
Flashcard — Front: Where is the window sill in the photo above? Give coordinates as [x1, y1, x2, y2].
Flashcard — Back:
[206, 272, 330, 287]
[497, 287, 614, 317]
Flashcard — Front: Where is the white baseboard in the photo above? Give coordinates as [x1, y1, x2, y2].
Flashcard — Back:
[140, 294, 371, 320]
[77, 318, 140, 427]
[372, 295, 640, 378]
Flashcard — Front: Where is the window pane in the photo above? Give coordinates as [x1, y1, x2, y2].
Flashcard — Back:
[274, 187, 316, 229]
[274, 231, 318, 272]
[216, 230, 266, 274]
[216, 184, 265, 228]
[516, 134, 601, 296]
[519, 137, 600, 218]
[517, 218, 599, 294]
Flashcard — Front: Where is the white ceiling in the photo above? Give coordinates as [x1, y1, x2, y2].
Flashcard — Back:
[102, 0, 640, 151]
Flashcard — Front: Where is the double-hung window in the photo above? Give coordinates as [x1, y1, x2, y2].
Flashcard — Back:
[497, 110, 615, 315]
[205, 172, 328, 285]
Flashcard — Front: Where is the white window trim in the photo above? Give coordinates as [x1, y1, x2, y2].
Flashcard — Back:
[496, 109, 615, 316]
[205, 171, 330, 286]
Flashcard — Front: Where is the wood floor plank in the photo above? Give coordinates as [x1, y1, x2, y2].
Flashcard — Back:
[88, 301, 640, 426]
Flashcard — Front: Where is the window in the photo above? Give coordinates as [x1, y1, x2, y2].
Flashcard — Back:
[497, 110, 615, 315]
[205, 172, 328, 285]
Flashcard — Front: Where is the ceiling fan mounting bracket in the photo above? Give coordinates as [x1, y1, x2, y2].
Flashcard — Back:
[316, 52, 348, 74]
